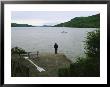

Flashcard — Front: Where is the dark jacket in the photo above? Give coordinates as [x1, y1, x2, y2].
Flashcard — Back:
[54, 43, 58, 49]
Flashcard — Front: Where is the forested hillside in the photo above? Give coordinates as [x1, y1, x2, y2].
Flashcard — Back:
[11, 23, 34, 27]
[54, 14, 100, 28]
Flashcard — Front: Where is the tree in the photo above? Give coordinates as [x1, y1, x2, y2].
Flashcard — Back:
[84, 29, 100, 58]
[58, 29, 100, 77]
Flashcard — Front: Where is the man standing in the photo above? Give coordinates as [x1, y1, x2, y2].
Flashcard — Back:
[54, 43, 58, 54]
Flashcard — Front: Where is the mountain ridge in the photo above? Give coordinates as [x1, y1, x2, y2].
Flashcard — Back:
[54, 14, 100, 28]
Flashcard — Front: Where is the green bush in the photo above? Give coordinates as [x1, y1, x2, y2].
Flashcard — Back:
[58, 29, 100, 77]
[11, 47, 26, 54]
[58, 68, 70, 77]
[84, 29, 100, 58]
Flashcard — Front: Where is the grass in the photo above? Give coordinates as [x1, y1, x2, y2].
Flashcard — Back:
[11, 52, 71, 77]
[58, 57, 100, 77]
[11, 54, 39, 77]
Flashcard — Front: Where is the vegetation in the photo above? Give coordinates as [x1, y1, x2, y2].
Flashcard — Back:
[11, 47, 29, 77]
[54, 14, 100, 28]
[11, 47, 38, 77]
[11, 23, 34, 27]
[11, 13, 100, 76]
[58, 29, 100, 77]
[84, 29, 100, 58]
[11, 58, 29, 77]
[11, 29, 100, 77]
[11, 47, 71, 77]
[11, 47, 26, 55]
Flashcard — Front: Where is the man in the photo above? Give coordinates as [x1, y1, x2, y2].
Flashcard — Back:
[54, 43, 58, 54]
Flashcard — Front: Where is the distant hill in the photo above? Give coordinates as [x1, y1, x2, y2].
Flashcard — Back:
[42, 25, 52, 27]
[11, 23, 34, 27]
[54, 14, 100, 28]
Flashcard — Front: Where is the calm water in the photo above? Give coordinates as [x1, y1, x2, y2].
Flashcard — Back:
[11, 27, 96, 62]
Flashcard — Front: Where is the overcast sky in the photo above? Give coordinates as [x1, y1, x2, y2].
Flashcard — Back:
[11, 11, 99, 26]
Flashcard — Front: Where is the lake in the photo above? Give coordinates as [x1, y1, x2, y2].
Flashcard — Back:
[11, 27, 96, 62]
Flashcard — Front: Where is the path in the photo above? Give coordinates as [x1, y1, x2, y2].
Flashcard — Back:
[24, 56, 45, 72]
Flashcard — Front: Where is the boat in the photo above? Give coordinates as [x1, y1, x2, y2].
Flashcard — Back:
[61, 31, 68, 33]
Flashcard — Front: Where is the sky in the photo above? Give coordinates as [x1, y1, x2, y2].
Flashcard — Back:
[11, 11, 99, 26]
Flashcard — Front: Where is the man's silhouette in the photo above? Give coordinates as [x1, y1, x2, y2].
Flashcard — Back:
[54, 43, 58, 54]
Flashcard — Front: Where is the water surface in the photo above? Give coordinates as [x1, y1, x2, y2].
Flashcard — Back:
[11, 27, 96, 62]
